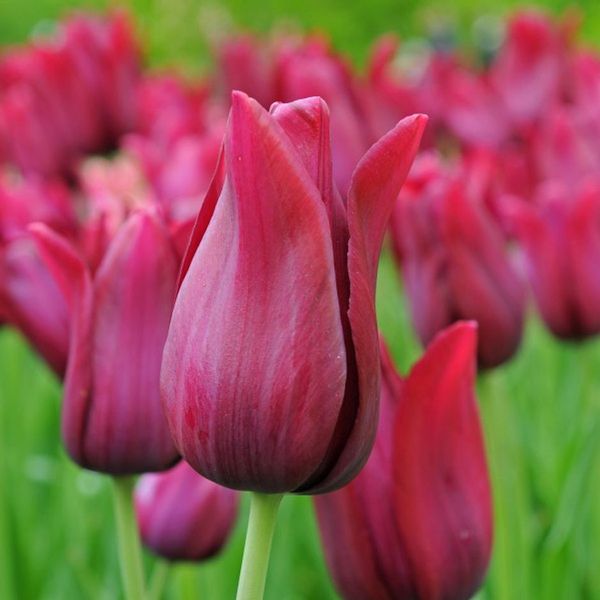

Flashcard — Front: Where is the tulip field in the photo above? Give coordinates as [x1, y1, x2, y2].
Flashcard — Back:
[1, 1, 600, 600]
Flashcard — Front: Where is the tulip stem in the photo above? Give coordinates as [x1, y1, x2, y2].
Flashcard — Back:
[236, 493, 283, 600]
[112, 476, 146, 600]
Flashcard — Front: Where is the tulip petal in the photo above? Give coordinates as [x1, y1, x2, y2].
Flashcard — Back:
[441, 185, 525, 367]
[0, 236, 69, 376]
[162, 92, 347, 492]
[30, 223, 94, 465]
[271, 98, 363, 492]
[311, 114, 427, 493]
[392, 322, 493, 600]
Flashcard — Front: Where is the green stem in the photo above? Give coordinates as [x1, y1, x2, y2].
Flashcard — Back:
[111, 476, 146, 600]
[148, 560, 170, 600]
[236, 493, 283, 600]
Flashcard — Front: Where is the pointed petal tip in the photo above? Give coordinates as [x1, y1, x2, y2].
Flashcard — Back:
[397, 112, 429, 139]
[270, 95, 329, 117]
[424, 320, 479, 373]
[435, 319, 478, 347]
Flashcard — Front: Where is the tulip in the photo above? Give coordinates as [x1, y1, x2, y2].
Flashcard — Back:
[31, 210, 179, 474]
[135, 461, 239, 562]
[390, 155, 525, 368]
[161, 91, 426, 495]
[315, 323, 493, 600]
[507, 180, 600, 339]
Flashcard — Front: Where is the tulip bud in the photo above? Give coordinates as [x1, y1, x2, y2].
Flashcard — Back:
[135, 461, 239, 562]
[390, 155, 525, 368]
[508, 181, 600, 339]
[161, 92, 426, 494]
[31, 211, 179, 474]
[315, 323, 493, 600]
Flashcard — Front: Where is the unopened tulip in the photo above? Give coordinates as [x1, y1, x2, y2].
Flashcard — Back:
[135, 461, 239, 562]
[507, 181, 600, 339]
[315, 323, 493, 600]
[161, 92, 426, 494]
[390, 155, 525, 368]
[31, 211, 179, 473]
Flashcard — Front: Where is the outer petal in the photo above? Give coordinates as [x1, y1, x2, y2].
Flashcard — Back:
[30, 224, 95, 466]
[162, 92, 347, 492]
[393, 322, 493, 600]
[310, 114, 427, 493]
[135, 461, 238, 561]
[0, 236, 69, 376]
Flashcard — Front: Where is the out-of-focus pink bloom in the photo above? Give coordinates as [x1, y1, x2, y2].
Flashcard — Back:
[125, 75, 225, 223]
[0, 236, 69, 376]
[218, 36, 275, 108]
[432, 61, 511, 148]
[0, 12, 140, 178]
[0, 172, 75, 238]
[390, 154, 525, 368]
[507, 181, 600, 339]
[490, 11, 568, 127]
[125, 131, 223, 223]
[161, 92, 426, 494]
[315, 323, 493, 600]
[133, 75, 217, 145]
[0, 175, 75, 375]
[31, 211, 179, 474]
[135, 461, 239, 562]
[365, 36, 423, 136]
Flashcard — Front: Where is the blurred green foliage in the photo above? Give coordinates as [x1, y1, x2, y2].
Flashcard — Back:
[0, 1, 599, 599]
[2, 0, 600, 69]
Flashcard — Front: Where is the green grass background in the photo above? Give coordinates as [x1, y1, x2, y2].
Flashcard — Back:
[1, 1, 599, 598]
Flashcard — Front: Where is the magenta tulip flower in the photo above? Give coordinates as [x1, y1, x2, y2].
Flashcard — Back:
[315, 323, 493, 600]
[161, 92, 426, 494]
[508, 180, 600, 339]
[390, 155, 525, 368]
[135, 461, 239, 562]
[31, 210, 179, 474]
